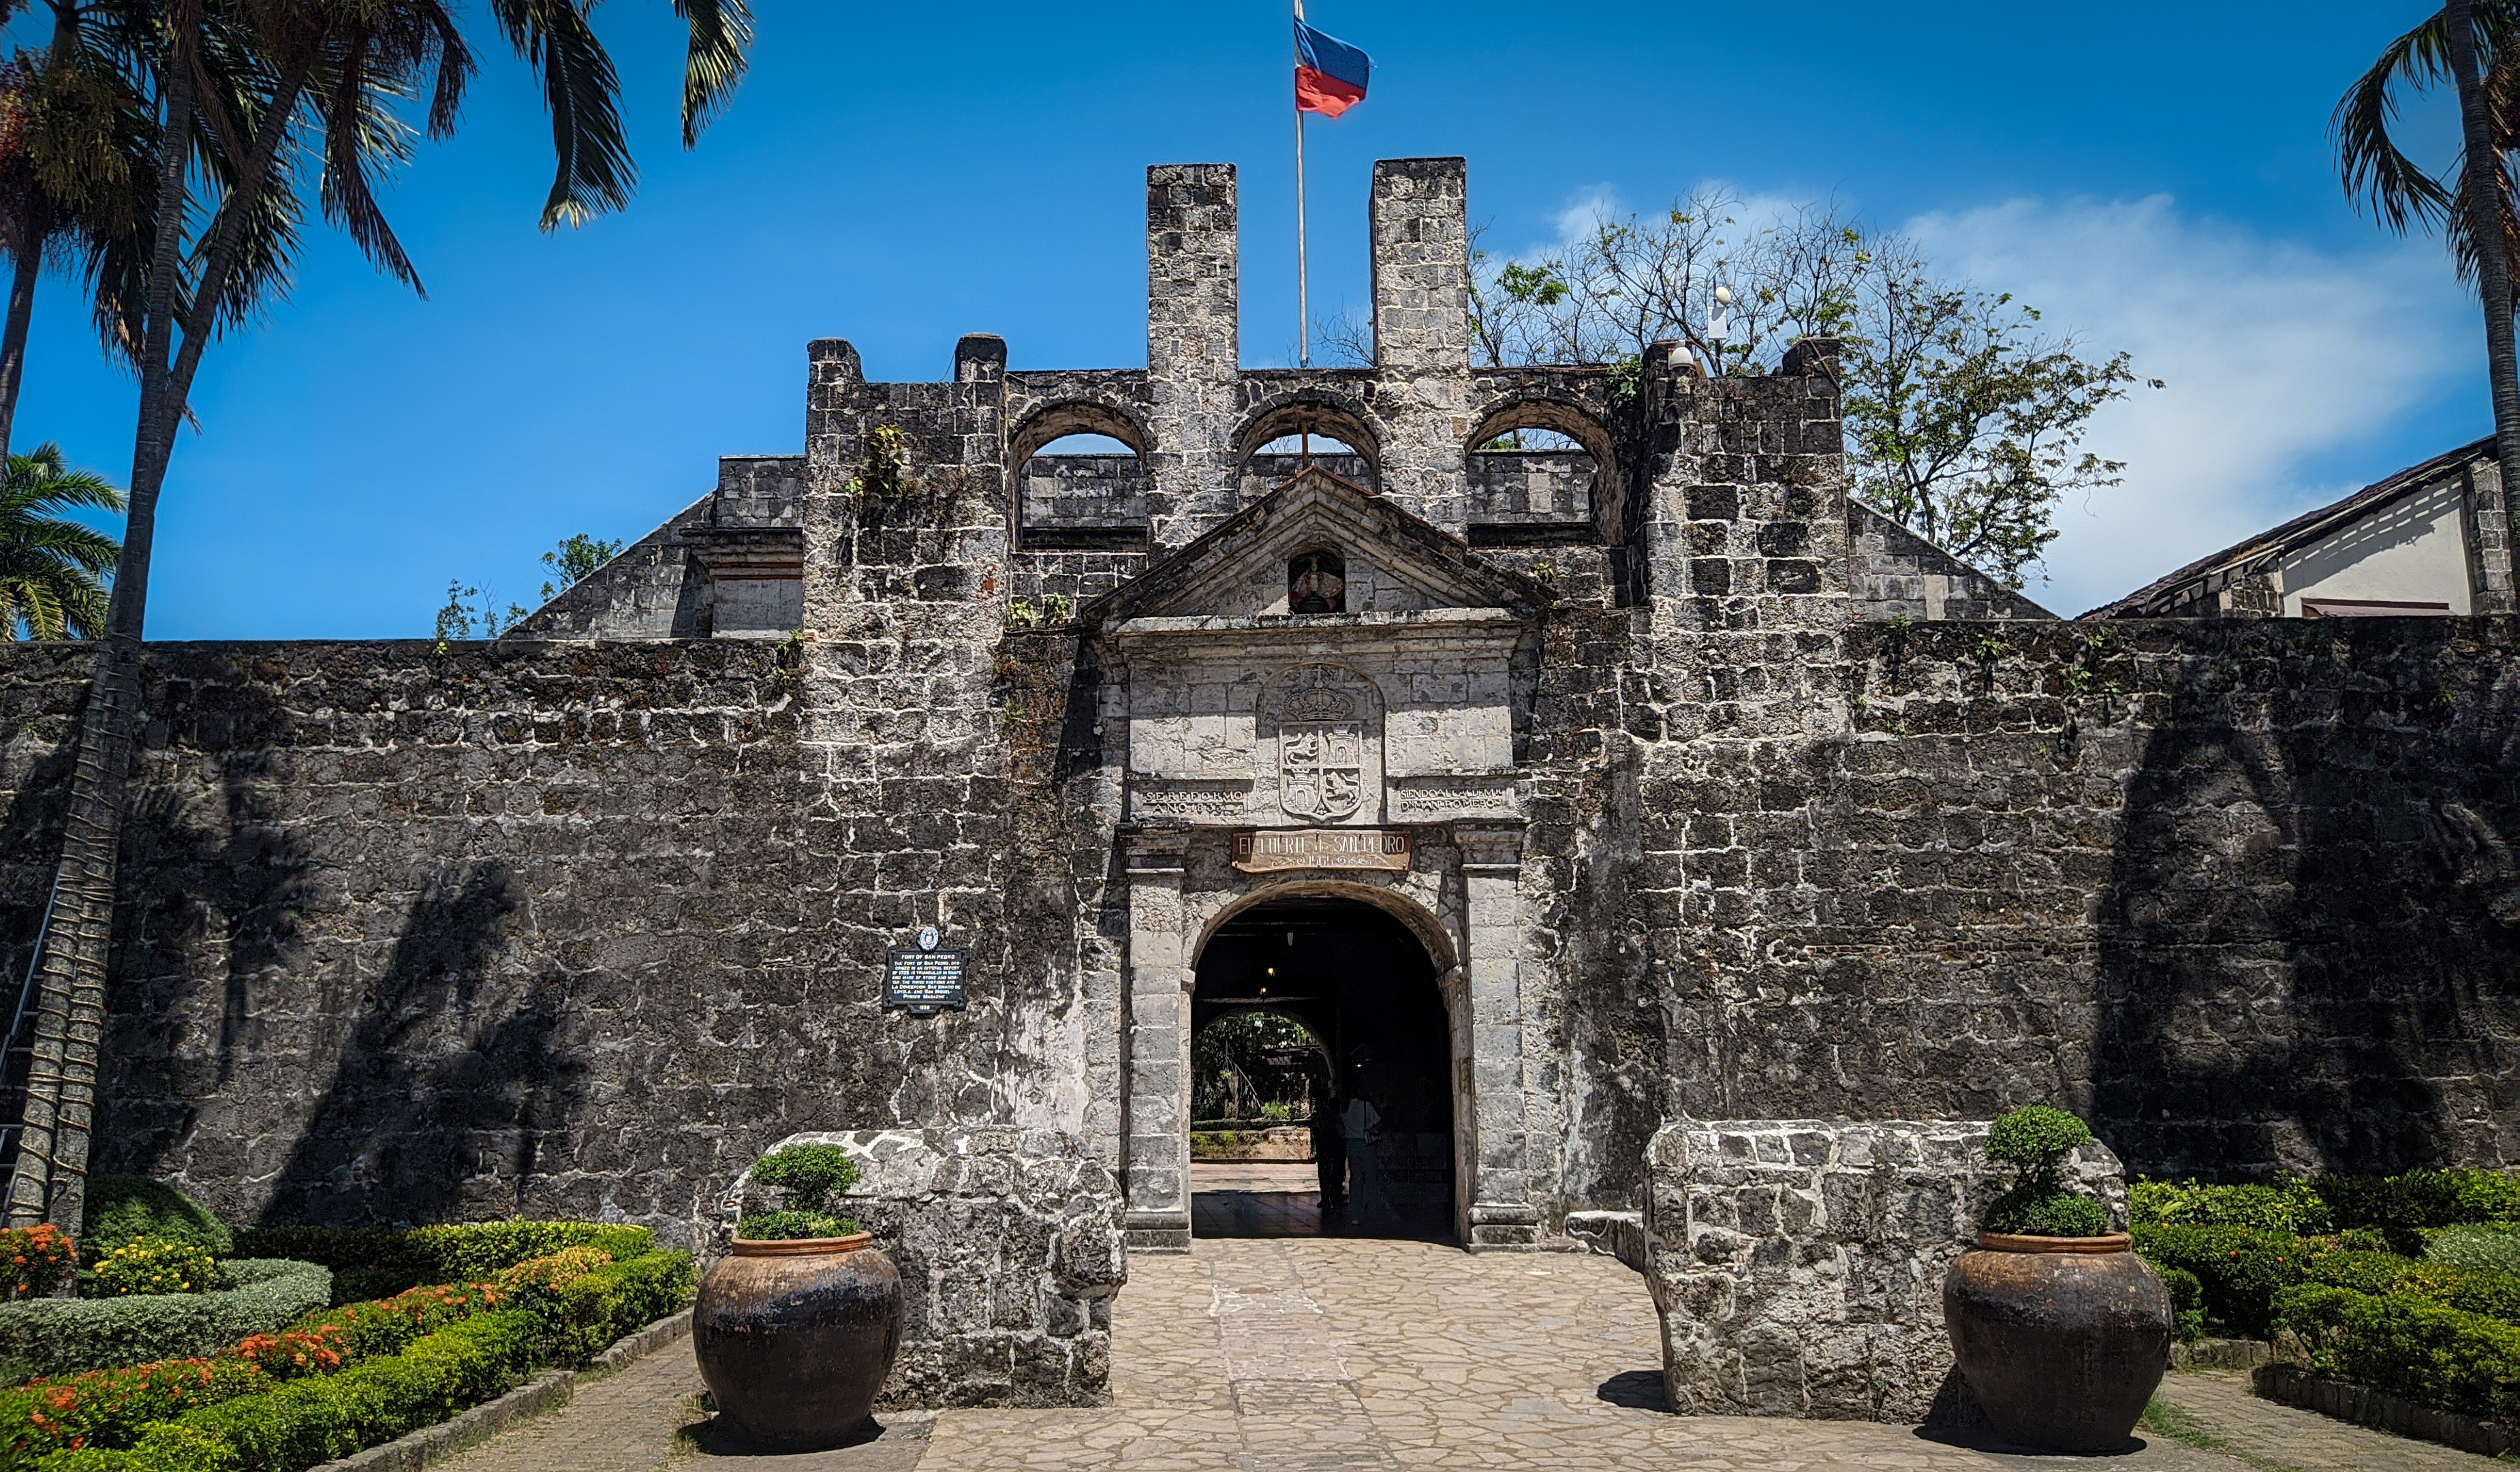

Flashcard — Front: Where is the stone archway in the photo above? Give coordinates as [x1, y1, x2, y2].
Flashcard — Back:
[1119, 838, 1534, 1253]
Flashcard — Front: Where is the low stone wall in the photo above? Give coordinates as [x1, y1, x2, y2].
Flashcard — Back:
[717, 1127, 1127, 1409]
[1642, 1118, 2127, 1422]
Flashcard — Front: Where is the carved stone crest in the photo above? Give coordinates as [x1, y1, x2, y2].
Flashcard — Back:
[1281, 722, 1364, 821]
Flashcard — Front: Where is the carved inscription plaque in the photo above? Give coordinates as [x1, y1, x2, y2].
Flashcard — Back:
[1232, 828, 1412, 874]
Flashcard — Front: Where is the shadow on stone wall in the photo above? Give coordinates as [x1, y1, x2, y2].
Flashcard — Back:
[257, 861, 586, 1226]
[2094, 628, 2520, 1177]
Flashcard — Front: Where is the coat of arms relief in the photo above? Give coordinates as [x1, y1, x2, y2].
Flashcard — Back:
[1276, 669, 1369, 821]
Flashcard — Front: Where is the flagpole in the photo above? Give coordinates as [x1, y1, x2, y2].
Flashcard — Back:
[1294, 0, 1309, 373]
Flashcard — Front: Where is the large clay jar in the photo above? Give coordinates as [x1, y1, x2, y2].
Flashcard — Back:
[1943, 1232, 2172, 1454]
[693, 1233, 905, 1452]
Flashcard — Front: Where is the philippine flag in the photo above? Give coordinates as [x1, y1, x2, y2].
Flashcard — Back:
[1295, 18, 1371, 118]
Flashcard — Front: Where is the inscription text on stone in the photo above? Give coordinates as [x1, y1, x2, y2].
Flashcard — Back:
[1232, 828, 1412, 873]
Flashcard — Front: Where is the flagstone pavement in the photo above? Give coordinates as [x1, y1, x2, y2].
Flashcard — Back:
[433, 1236, 2503, 1472]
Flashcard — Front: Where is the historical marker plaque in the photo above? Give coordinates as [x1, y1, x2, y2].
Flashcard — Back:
[1232, 828, 1411, 874]
[884, 947, 967, 1015]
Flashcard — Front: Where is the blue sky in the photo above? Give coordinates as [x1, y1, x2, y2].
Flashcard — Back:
[6, 1, 2480, 633]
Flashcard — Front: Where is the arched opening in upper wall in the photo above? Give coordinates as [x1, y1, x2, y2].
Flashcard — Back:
[1011, 402, 1153, 549]
[1464, 399, 1612, 547]
[1235, 397, 1382, 502]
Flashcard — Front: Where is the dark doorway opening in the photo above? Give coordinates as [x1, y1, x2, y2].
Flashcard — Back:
[1189, 897, 1455, 1241]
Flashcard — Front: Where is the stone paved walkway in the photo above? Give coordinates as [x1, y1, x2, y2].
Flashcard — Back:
[2146, 1370, 2507, 1472]
[434, 1239, 2506, 1471]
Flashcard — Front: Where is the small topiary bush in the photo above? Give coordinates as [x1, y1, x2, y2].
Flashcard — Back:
[2128, 1176, 2333, 1235]
[0, 1225, 77, 1300]
[733, 1210, 860, 1242]
[738, 1144, 863, 1242]
[78, 1180, 232, 1266]
[1978, 1106, 2111, 1238]
[88, 1238, 220, 1299]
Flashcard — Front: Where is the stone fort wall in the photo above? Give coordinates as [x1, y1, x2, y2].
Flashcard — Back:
[1, 614, 2515, 1246]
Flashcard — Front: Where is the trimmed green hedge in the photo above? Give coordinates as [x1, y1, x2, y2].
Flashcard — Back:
[2276, 1283, 2520, 1420]
[0, 1261, 331, 1384]
[33, 1310, 544, 1472]
[78, 1180, 232, 1266]
[0, 1253, 691, 1471]
[2130, 1225, 2309, 1339]
[2128, 1176, 2333, 1234]
[230, 1223, 655, 1306]
[2301, 1250, 2520, 1323]
[2316, 1169, 2520, 1244]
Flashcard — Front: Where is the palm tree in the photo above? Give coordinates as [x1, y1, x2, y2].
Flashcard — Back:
[0, 441, 120, 639]
[2335, 1, 2520, 515]
[2, 0, 757, 1238]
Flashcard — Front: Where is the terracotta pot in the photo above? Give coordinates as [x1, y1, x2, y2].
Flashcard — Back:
[693, 1232, 905, 1452]
[1943, 1231, 2171, 1454]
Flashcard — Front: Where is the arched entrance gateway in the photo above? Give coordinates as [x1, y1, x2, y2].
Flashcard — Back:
[1189, 898, 1456, 1240]
[1097, 459, 1551, 1253]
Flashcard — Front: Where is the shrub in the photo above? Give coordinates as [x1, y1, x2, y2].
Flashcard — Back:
[2317, 1169, 2520, 1240]
[2159, 1266, 2207, 1343]
[2423, 1223, 2520, 1276]
[492, 1247, 613, 1295]
[0, 1259, 331, 1385]
[0, 1279, 508, 1468]
[1985, 1105, 2091, 1166]
[2128, 1176, 2333, 1235]
[88, 1239, 220, 1300]
[748, 1145, 859, 1214]
[2132, 1225, 2307, 1338]
[733, 1210, 860, 1242]
[230, 1223, 653, 1306]
[2301, 1248, 2520, 1324]
[1978, 1105, 2109, 1238]
[0, 1225, 76, 1300]
[40, 1311, 545, 1472]
[1982, 1191, 2109, 1238]
[8, 1254, 690, 1472]
[2275, 1283, 2520, 1420]
[78, 1180, 230, 1266]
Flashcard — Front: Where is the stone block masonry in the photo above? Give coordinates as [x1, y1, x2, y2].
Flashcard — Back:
[719, 1128, 1126, 1408]
[1642, 1118, 2126, 1422]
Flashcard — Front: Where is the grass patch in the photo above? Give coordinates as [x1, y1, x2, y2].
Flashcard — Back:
[2139, 1395, 2303, 1472]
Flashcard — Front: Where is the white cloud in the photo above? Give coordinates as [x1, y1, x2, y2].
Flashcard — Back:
[1901, 196, 2470, 615]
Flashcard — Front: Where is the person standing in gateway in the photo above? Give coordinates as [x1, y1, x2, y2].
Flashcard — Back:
[1307, 1051, 1346, 1223]
[1340, 1051, 1388, 1230]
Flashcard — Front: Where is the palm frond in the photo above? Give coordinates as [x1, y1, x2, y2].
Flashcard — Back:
[315, 38, 422, 292]
[2333, 9, 2459, 235]
[491, 0, 634, 230]
[673, 0, 751, 148]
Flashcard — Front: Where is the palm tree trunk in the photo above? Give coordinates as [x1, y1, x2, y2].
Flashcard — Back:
[0, 12, 201, 1237]
[2448, 0, 2520, 504]
[0, 196, 55, 465]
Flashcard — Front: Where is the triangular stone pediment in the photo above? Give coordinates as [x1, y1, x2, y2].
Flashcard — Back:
[1084, 465, 1546, 626]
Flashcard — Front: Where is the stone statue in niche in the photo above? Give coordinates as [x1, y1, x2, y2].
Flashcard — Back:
[1288, 549, 1345, 614]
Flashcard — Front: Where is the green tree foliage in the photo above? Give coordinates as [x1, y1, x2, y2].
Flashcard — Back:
[431, 580, 525, 646]
[1194, 1011, 1321, 1123]
[0, 441, 119, 640]
[1464, 191, 2151, 589]
[538, 532, 621, 600]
